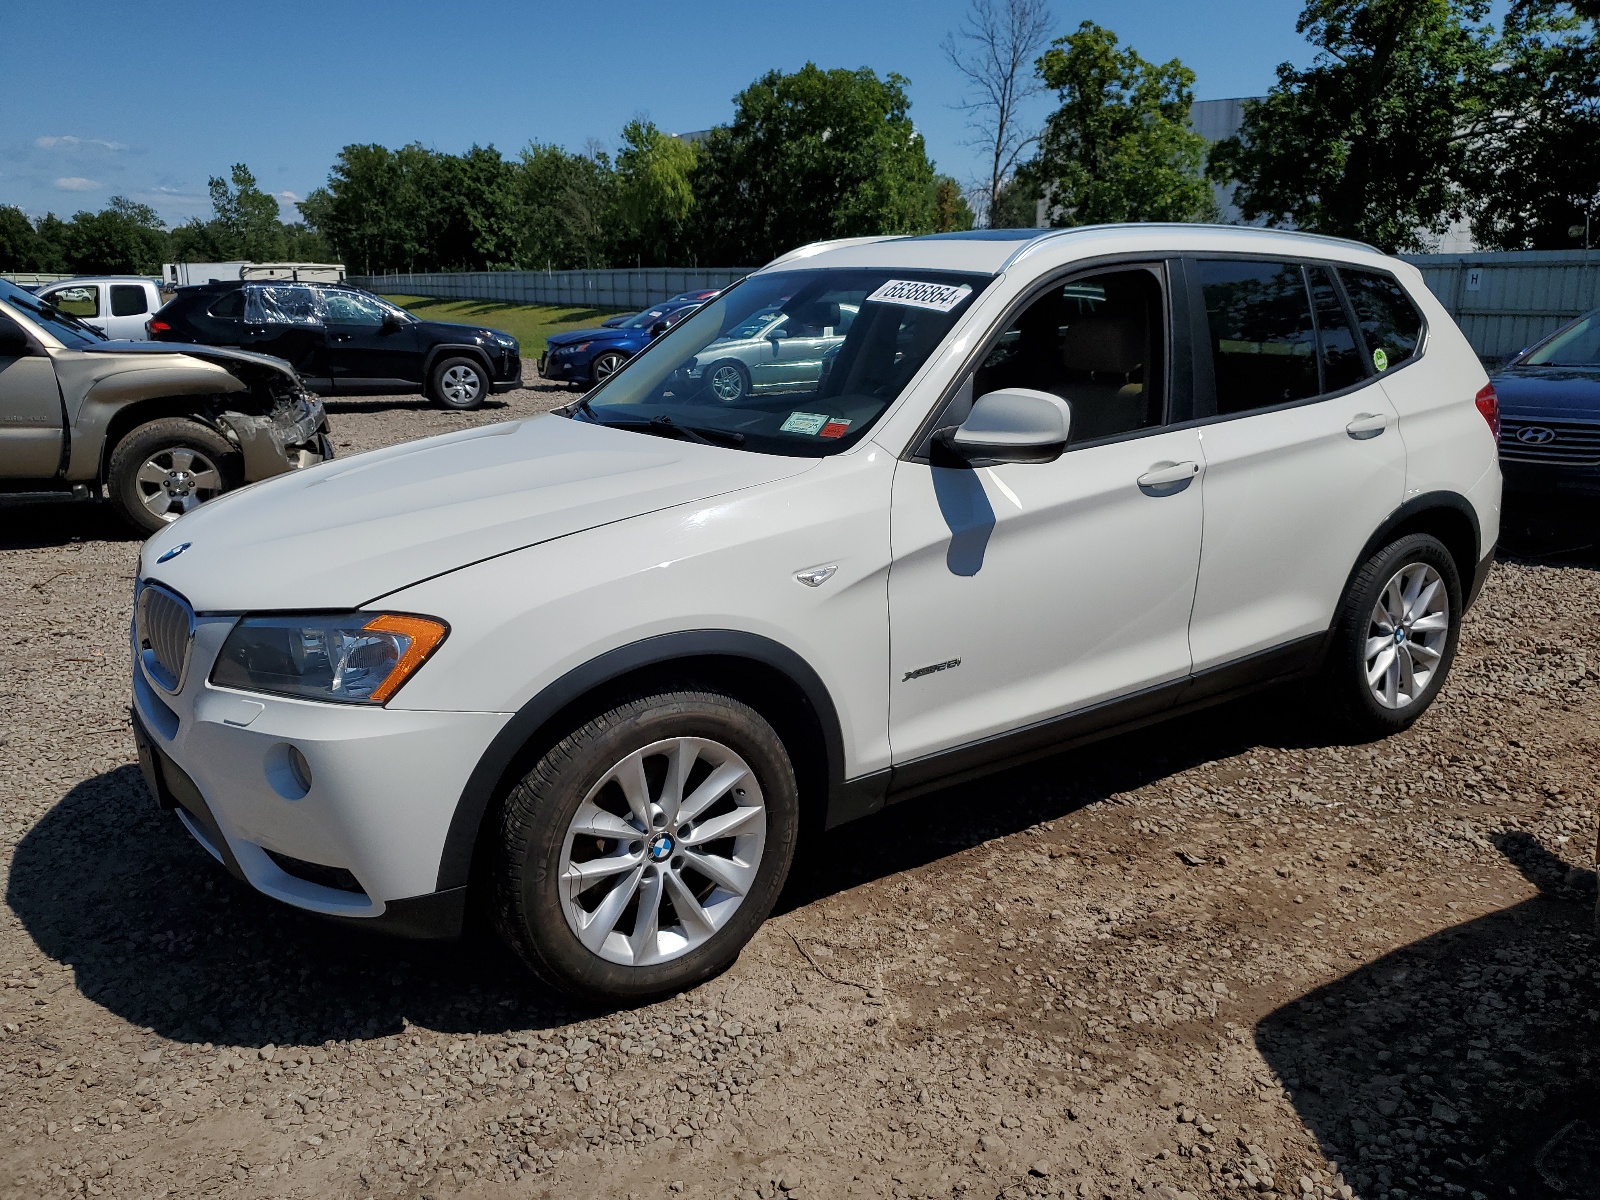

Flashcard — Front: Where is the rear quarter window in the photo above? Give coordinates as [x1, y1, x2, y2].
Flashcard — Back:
[1340, 269, 1425, 372]
[110, 284, 149, 317]
[207, 291, 245, 319]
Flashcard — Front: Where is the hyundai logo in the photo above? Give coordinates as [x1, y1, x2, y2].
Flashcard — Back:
[1515, 426, 1557, 445]
[155, 542, 192, 563]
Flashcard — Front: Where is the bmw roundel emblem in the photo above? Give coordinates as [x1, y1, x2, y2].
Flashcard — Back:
[648, 834, 675, 863]
[156, 542, 192, 563]
[1515, 426, 1556, 445]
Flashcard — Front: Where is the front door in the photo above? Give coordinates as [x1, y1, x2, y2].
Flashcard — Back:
[241, 284, 329, 387]
[1185, 258, 1407, 670]
[0, 316, 64, 478]
[320, 289, 419, 389]
[887, 265, 1204, 770]
[104, 283, 151, 339]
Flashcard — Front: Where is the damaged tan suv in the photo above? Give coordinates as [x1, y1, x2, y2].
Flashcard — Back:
[0, 277, 330, 533]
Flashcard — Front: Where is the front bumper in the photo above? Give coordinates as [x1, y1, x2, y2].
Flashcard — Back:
[217, 395, 333, 483]
[490, 349, 522, 393]
[130, 601, 507, 937]
[1499, 457, 1600, 498]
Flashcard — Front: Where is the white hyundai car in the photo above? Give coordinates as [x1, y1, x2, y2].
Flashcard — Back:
[130, 225, 1501, 1000]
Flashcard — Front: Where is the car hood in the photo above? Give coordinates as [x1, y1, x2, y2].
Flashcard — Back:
[80, 339, 302, 383]
[547, 326, 640, 348]
[412, 318, 510, 344]
[1491, 366, 1600, 418]
[139, 413, 817, 612]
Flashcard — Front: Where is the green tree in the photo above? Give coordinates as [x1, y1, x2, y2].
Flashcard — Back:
[0, 206, 63, 271]
[208, 163, 287, 260]
[691, 64, 940, 265]
[933, 175, 977, 232]
[511, 143, 616, 270]
[1464, 2, 1600, 249]
[1027, 22, 1212, 227]
[54, 197, 168, 274]
[614, 120, 698, 266]
[1209, 0, 1507, 252]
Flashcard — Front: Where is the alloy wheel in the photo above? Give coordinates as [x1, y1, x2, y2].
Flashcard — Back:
[1364, 562, 1450, 709]
[557, 736, 766, 967]
[441, 364, 482, 404]
[134, 446, 224, 522]
[708, 364, 745, 403]
[593, 353, 625, 382]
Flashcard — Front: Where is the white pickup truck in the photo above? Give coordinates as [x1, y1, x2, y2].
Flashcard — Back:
[34, 276, 164, 340]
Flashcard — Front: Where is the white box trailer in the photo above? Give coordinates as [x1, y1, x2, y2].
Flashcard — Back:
[163, 261, 346, 287]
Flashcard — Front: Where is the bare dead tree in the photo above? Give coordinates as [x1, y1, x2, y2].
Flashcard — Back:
[942, 0, 1054, 226]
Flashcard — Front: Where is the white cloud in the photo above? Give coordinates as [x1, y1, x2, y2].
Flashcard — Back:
[275, 190, 302, 203]
[36, 135, 126, 151]
[55, 177, 100, 191]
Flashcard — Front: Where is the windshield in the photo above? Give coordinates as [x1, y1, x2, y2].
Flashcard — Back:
[0, 278, 106, 347]
[1522, 311, 1600, 367]
[572, 268, 989, 456]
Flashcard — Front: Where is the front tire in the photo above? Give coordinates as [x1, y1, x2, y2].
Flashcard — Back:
[493, 691, 799, 1002]
[106, 418, 241, 534]
[590, 351, 628, 386]
[429, 356, 486, 409]
[1323, 533, 1463, 736]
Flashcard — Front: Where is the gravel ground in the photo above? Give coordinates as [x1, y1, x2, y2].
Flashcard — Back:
[2, 378, 1598, 1200]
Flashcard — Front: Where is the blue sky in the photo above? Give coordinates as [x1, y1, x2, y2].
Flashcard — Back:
[2, 0, 1314, 227]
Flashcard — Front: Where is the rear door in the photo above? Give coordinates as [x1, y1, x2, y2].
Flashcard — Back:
[104, 283, 153, 339]
[320, 289, 419, 389]
[0, 313, 64, 478]
[1185, 258, 1405, 670]
[241, 284, 330, 387]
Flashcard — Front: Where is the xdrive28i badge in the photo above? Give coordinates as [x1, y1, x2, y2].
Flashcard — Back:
[155, 542, 191, 563]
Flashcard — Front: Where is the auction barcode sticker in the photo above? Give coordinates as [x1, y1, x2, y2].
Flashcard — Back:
[865, 280, 973, 313]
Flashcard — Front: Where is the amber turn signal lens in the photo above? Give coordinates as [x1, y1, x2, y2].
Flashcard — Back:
[362, 614, 449, 704]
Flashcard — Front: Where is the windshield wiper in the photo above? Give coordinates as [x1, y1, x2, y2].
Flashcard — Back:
[574, 407, 744, 448]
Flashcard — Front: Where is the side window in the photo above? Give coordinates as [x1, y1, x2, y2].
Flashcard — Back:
[46, 285, 100, 319]
[1308, 267, 1365, 392]
[1341, 269, 1424, 372]
[320, 289, 387, 325]
[207, 290, 245, 319]
[1198, 260, 1319, 414]
[245, 285, 322, 327]
[971, 267, 1166, 444]
[110, 284, 148, 317]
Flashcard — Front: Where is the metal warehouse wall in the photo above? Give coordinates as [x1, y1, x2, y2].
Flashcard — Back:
[351, 268, 755, 312]
[1402, 250, 1600, 360]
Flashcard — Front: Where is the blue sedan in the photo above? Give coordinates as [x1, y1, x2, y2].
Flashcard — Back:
[1493, 308, 1600, 498]
[539, 300, 702, 387]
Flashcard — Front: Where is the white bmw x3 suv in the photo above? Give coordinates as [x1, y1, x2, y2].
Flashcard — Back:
[130, 225, 1501, 1000]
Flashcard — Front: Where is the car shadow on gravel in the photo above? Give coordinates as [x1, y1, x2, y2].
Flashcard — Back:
[0, 499, 139, 550]
[320, 396, 516, 416]
[5, 765, 589, 1049]
[1255, 832, 1600, 1200]
[781, 684, 1354, 913]
[1498, 494, 1600, 566]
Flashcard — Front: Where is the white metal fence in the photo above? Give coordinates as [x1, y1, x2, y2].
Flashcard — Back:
[1401, 250, 1599, 360]
[352, 250, 1600, 361]
[351, 267, 756, 312]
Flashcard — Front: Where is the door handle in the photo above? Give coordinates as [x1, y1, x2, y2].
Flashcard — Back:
[1137, 460, 1200, 494]
[1346, 412, 1388, 439]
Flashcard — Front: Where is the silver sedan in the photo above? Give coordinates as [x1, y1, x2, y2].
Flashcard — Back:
[684, 303, 858, 402]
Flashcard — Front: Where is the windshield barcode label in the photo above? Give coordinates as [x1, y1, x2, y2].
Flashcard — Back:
[865, 280, 973, 313]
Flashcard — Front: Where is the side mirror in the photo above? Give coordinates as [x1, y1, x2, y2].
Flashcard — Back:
[649, 321, 671, 338]
[934, 388, 1071, 466]
[0, 316, 32, 358]
[381, 312, 404, 330]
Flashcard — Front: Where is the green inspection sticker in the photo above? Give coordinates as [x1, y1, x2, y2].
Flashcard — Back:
[779, 411, 828, 435]
[1373, 347, 1389, 372]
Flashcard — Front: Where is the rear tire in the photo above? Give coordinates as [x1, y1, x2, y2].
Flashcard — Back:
[429, 356, 486, 410]
[1322, 533, 1462, 737]
[704, 360, 750, 403]
[493, 690, 798, 1002]
[107, 418, 241, 535]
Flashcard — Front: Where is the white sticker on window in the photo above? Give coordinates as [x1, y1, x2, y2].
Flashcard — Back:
[779, 411, 828, 435]
[864, 279, 973, 313]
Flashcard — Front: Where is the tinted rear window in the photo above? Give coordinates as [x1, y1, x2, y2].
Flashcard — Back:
[111, 284, 148, 317]
[1341, 269, 1424, 371]
[1198, 260, 1320, 414]
[1309, 266, 1365, 392]
[207, 291, 245, 319]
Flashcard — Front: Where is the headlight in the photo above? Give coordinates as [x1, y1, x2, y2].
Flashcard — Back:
[210, 613, 448, 705]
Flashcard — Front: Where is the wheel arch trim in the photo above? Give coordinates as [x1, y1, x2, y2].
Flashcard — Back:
[422, 343, 495, 385]
[1350, 490, 1485, 607]
[434, 629, 848, 892]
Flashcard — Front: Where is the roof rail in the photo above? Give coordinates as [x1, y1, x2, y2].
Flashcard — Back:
[997, 222, 1382, 272]
[763, 236, 901, 269]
